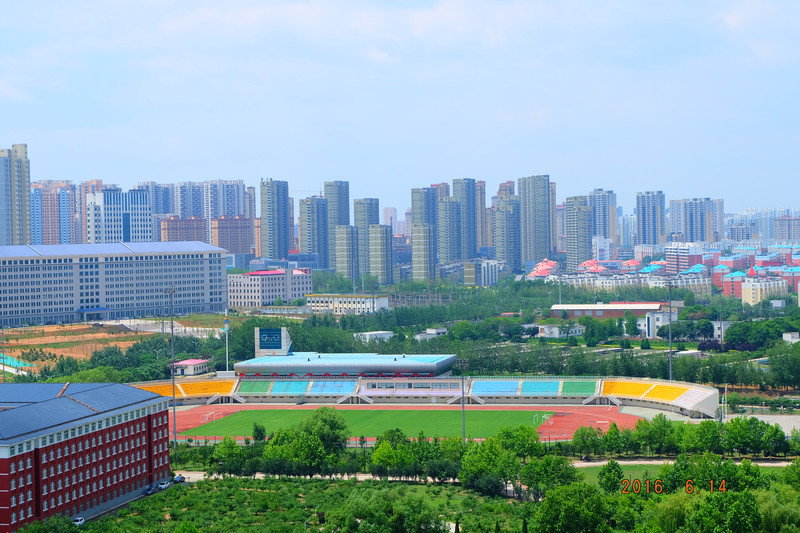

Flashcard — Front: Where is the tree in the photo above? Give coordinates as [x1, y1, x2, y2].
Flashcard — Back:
[532, 483, 611, 533]
[252, 422, 266, 442]
[690, 490, 761, 533]
[496, 424, 543, 463]
[624, 312, 640, 337]
[640, 338, 651, 349]
[519, 455, 582, 501]
[298, 407, 349, 456]
[572, 426, 603, 458]
[460, 438, 520, 496]
[598, 459, 624, 493]
[602, 422, 621, 456]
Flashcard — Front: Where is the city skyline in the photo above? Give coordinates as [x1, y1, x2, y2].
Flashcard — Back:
[2, 2, 800, 213]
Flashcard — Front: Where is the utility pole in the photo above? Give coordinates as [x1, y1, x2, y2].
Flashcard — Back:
[456, 359, 469, 443]
[165, 287, 178, 445]
[668, 283, 673, 381]
[224, 312, 229, 372]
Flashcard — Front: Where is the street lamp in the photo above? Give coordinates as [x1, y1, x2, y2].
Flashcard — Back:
[455, 359, 469, 443]
[165, 286, 178, 445]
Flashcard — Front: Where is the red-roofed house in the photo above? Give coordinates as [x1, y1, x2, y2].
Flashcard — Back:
[174, 358, 211, 376]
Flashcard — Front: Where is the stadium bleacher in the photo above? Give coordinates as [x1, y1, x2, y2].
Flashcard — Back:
[307, 381, 358, 396]
[181, 380, 236, 397]
[471, 381, 520, 396]
[269, 381, 310, 396]
[237, 381, 273, 395]
[602, 381, 653, 398]
[135, 383, 181, 397]
[519, 381, 560, 396]
[644, 384, 688, 402]
[560, 381, 598, 396]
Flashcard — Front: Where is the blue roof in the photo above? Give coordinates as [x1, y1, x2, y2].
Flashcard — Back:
[723, 271, 747, 278]
[0, 383, 160, 441]
[0, 241, 224, 258]
[712, 265, 731, 271]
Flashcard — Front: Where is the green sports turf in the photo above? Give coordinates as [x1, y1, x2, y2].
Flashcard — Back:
[561, 381, 597, 395]
[182, 409, 554, 439]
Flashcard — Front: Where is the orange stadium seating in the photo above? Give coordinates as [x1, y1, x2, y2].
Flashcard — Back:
[601, 381, 652, 398]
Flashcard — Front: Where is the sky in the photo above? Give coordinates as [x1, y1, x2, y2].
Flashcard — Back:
[2, 1, 799, 215]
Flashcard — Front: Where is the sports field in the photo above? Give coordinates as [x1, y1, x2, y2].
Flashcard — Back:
[181, 408, 554, 439]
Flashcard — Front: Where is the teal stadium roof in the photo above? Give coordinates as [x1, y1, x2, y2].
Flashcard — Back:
[234, 352, 457, 377]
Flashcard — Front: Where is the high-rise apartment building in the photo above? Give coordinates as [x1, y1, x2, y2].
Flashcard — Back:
[354, 198, 379, 276]
[437, 197, 462, 263]
[160, 216, 207, 242]
[78, 180, 105, 244]
[369, 224, 393, 284]
[412, 224, 436, 282]
[493, 195, 521, 272]
[324, 181, 350, 272]
[565, 196, 592, 272]
[452, 178, 477, 259]
[382, 207, 398, 233]
[588, 188, 618, 245]
[136, 181, 174, 215]
[173, 182, 205, 219]
[212, 215, 252, 254]
[549, 182, 557, 255]
[0, 144, 31, 245]
[299, 196, 329, 268]
[674, 198, 717, 243]
[30, 181, 78, 245]
[773, 217, 800, 241]
[335, 225, 359, 285]
[431, 182, 450, 200]
[636, 191, 666, 246]
[711, 199, 725, 241]
[86, 187, 152, 243]
[518, 175, 551, 264]
[497, 180, 515, 198]
[476, 180, 487, 249]
[202, 180, 248, 241]
[260, 179, 291, 260]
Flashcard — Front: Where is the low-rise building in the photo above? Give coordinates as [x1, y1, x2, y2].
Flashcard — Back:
[228, 268, 312, 309]
[354, 331, 395, 343]
[741, 277, 789, 306]
[306, 294, 389, 315]
[173, 358, 211, 376]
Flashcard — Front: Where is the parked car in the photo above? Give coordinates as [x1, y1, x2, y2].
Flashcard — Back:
[72, 517, 85, 526]
[173, 475, 186, 484]
[157, 480, 171, 490]
[144, 486, 157, 496]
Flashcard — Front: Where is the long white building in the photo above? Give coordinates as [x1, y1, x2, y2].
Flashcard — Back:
[0, 242, 227, 327]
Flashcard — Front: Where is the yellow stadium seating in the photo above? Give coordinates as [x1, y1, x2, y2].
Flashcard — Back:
[601, 381, 652, 398]
[644, 385, 688, 402]
[135, 383, 182, 397]
[180, 380, 236, 396]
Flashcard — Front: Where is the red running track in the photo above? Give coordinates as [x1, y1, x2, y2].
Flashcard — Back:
[170, 404, 641, 442]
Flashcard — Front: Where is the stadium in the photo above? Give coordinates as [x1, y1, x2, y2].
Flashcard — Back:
[130, 327, 719, 440]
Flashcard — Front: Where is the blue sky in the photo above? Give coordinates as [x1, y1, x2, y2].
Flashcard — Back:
[2, 1, 799, 214]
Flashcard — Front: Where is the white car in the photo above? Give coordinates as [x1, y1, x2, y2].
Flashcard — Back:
[72, 517, 85, 526]
[157, 480, 171, 490]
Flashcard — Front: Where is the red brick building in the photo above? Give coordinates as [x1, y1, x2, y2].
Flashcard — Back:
[0, 384, 170, 531]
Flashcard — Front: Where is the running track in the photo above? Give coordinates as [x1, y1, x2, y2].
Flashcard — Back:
[170, 404, 640, 442]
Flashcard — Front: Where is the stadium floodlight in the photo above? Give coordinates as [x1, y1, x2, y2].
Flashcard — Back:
[165, 286, 178, 445]
[455, 358, 469, 443]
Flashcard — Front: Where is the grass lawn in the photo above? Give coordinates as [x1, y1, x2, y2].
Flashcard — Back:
[579, 463, 787, 486]
[176, 313, 252, 328]
[182, 409, 553, 439]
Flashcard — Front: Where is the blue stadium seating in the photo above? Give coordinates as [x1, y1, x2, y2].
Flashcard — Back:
[471, 380, 520, 396]
[269, 381, 310, 396]
[520, 381, 560, 396]
[307, 381, 358, 395]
